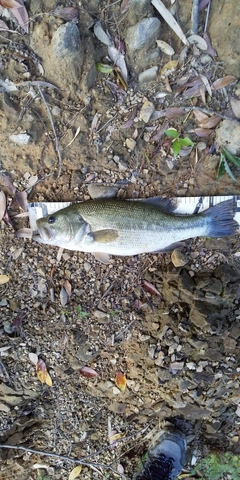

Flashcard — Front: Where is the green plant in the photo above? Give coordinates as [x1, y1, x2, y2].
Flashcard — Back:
[165, 128, 194, 157]
[76, 304, 89, 319]
[36, 471, 49, 480]
[217, 146, 240, 181]
[190, 452, 240, 480]
[108, 308, 120, 318]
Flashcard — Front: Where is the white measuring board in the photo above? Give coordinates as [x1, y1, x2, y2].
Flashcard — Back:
[28, 195, 240, 233]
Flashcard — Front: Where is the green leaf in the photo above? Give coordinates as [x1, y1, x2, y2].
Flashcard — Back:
[222, 147, 240, 166]
[179, 136, 194, 146]
[172, 140, 181, 156]
[165, 128, 178, 139]
[76, 305, 89, 318]
[216, 153, 226, 179]
[222, 154, 237, 182]
[217, 153, 237, 181]
[96, 63, 114, 74]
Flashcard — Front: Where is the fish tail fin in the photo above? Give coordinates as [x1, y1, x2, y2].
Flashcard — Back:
[204, 199, 238, 237]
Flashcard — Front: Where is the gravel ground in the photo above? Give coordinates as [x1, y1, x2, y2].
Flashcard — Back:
[0, 1, 240, 479]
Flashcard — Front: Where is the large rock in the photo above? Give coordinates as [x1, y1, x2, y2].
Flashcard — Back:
[125, 17, 161, 75]
[215, 119, 240, 156]
[125, 0, 155, 25]
[209, 2, 240, 77]
[126, 17, 161, 51]
[30, 20, 96, 99]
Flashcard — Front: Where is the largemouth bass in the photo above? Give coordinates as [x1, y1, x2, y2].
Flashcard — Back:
[33, 198, 238, 263]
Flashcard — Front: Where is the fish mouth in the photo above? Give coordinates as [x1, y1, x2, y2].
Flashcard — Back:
[37, 225, 55, 242]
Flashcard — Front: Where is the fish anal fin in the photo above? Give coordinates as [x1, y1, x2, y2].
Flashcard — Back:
[93, 252, 111, 264]
[90, 229, 119, 243]
[154, 241, 184, 253]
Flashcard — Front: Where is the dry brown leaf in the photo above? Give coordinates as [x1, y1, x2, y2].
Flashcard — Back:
[193, 128, 213, 137]
[64, 279, 72, 297]
[193, 109, 209, 123]
[160, 60, 178, 78]
[200, 75, 212, 97]
[0, 274, 10, 284]
[115, 371, 127, 392]
[0, 173, 16, 194]
[199, 0, 211, 10]
[164, 76, 172, 93]
[199, 86, 206, 105]
[0, 191, 6, 221]
[79, 366, 99, 378]
[53, 6, 78, 21]
[151, 0, 188, 45]
[156, 40, 175, 55]
[212, 75, 236, 91]
[108, 45, 128, 83]
[122, 105, 138, 128]
[0, 19, 9, 29]
[142, 279, 161, 296]
[0, 0, 21, 7]
[188, 35, 207, 51]
[15, 228, 32, 239]
[60, 286, 68, 307]
[69, 465, 82, 480]
[163, 107, 185, 119]
[0, 402, 10, 412]
[109, 431, 125, 448]
[203, 32, 217, 56]
[151, 122, 169, 141]
[200, 114, 221, 129]
[230, 97, 240, 119]
[29, 352, 38, 365]
[117, 464, 124, 474]
[11, 5, 29, 34]
[36, 359, 52, 386]
[120, 0, 130, 14]
[13, 190, 28, 211]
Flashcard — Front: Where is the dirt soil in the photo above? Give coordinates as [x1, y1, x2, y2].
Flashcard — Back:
[0, 1, 240, 479]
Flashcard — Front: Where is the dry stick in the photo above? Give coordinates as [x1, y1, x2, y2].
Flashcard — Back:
[0, 444, 122, 476]
[180, 105, 239, 122]
[204, 0, 211, 32]
[37, 86, 62, 178]
[192, 0, 199, 34]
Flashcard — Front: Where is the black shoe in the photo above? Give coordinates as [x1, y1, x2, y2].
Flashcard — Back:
[134, 428, 186, 480]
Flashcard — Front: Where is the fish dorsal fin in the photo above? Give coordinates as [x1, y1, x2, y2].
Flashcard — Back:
[137, 197, 177, 213]
[89, 229, 119, 243]
[93, 252, 110, 264]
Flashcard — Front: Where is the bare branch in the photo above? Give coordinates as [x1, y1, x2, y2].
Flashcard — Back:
[192, 0, 199, 34]
[37, 86, 62, 178]
[0, 444, 122, 477]
[204, 0, 211, 32]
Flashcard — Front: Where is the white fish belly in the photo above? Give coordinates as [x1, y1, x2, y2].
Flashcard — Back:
[78, 224, 208, 255]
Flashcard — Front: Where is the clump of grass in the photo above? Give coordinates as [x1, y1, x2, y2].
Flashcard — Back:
[190, 452, 240, 480]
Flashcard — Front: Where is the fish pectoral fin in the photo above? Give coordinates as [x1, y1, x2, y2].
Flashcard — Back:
[93, 252, 111, 264]
[89, 229, 119, 243]
[154, 241, 184, 253]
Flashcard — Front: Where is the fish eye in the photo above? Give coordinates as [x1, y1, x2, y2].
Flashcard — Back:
[48, 215, 56, 224]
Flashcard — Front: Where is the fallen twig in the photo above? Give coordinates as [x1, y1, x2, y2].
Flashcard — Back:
[181, 105, 238, 122]
[0, 444, 123, 477]
[204, 0, 211, 32]
[192, 0, 199, 34]
[37, 86, 62, 178]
